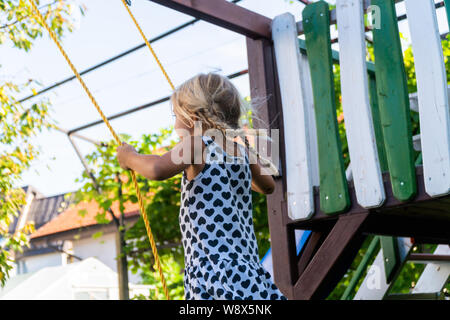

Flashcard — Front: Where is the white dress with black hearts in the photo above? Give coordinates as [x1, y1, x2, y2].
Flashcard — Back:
[179, 135, 287, 300]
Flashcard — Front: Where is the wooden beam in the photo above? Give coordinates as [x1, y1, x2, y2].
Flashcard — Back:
[146, 0, 446, 41]
[246, 37, 297, 299]
[409, 253, 450, 263]
[294, 213, 368, 299]
[296, 231, 329, 278]
[146, 0, 272, 39]
[289, 166, 450, 243]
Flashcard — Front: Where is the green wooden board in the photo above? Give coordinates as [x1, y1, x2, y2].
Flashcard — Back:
[298, 38, 376, 76]
[380, 236, 400, 283]
[415, 153, 423, 166]
[368, 74, 388, 172]
[371, 0, 417, 201]
[302, 0, 350, 215]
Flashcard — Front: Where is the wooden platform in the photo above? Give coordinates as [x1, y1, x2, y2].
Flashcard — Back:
[289, 166, 450, 243]
[268, 166, 449, 299]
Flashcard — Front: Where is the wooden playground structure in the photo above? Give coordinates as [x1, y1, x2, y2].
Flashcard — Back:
[141, 0, 449, 300]
[30, 0, 450, 300]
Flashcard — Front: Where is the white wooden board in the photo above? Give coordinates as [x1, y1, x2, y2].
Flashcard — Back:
[336, 0, 385, 208]
[412, 245, 450, 294]
[405, 0, 450, 197]
[354, 238, 412, 300]
[272, 13, 315, 220]
[298, 51, 320, 187]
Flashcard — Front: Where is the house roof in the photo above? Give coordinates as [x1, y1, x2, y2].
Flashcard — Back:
[9, 187, 73, 234]
[28, 193, 74, 230]
[30, 200, 140, 239]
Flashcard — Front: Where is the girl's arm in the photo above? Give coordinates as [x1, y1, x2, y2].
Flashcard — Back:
[116, 136, 197, 181]
[250, 160, 276, 195]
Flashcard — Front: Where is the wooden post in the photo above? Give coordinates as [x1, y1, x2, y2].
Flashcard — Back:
[147, 0, 271, 39]
[116, 174, 130, 300]
[294, 213, 368, 299]
[296, 231, 330, 277]
[116, 228, 130, 300]
[246, 37, 297, 299]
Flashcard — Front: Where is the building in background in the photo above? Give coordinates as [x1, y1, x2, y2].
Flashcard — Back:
[8, 185, 143, 285]
[0, 257, 153, 300]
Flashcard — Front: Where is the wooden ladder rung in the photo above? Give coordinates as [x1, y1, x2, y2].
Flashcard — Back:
[385, 292, 444, 300]
[408, 253, 450, 263]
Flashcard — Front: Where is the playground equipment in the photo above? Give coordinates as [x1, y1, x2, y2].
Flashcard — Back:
[31, 0, 449, 299]
[269, 0, 450, 299]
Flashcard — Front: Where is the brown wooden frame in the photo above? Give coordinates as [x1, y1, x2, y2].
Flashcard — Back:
[145, 0, 450, 300]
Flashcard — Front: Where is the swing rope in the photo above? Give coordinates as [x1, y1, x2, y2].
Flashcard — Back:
[29, 0, 172, 300]
[119, 0, 175, 91]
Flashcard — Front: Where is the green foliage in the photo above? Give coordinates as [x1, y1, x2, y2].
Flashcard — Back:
[73, 127, 177, 217]
[0, 0, 75, 286]
[251, 191, 270, 259]
[0, 0, 79, 50]
[132, 253, 185, 300]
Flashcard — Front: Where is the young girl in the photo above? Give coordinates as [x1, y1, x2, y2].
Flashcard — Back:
[116, 73, 287, 300]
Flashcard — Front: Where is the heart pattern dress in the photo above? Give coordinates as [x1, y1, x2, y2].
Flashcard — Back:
[179, 135, 287, 300]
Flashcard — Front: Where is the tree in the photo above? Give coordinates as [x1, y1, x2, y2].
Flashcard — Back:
[0, 0, 76, 286]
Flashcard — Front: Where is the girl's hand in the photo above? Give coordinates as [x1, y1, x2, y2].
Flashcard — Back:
[117, 143, 137, 170]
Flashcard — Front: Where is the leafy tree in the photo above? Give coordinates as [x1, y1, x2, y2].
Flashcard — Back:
[0, 0, 76, 286]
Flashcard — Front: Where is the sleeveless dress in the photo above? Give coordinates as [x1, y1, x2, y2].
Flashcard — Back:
[179, 135, 287, 300]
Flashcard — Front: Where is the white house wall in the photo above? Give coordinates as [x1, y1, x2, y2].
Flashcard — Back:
[72, 231, 141, 284]
[19, 252, 64, 274]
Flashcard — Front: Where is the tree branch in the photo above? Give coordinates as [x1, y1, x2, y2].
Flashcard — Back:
[0, 1, 59, 29]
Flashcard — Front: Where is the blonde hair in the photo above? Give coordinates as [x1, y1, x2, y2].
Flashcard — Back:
[171, 73, 246, 132]
[171, 72, 279, 175]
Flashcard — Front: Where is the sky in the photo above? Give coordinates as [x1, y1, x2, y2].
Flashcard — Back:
[1, 0, 448, 197]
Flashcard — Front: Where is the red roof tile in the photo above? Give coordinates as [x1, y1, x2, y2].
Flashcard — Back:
[30, 200, 140, 239]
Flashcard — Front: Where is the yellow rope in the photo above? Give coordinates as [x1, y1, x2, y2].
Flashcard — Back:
[119, 0, 175, 91]
[29, 0, 170, 300]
